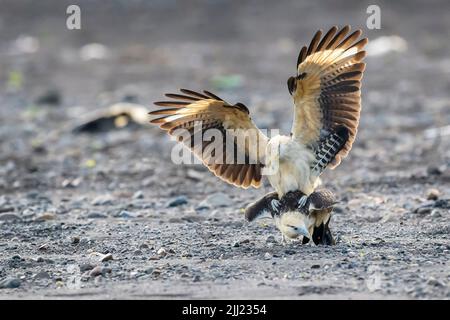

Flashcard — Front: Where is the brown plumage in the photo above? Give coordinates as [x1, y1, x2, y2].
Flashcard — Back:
[290, 25, 367, 168]
[150, 26, 367, 190]
[150, 26, 367, 244]
[150, 89, 268, 188]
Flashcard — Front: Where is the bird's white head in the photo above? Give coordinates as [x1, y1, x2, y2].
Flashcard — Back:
[277, 211, 311, 240]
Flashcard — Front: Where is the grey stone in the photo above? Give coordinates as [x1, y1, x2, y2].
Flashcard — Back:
[264, 252, 272, 260]
[118, 210, 139, 218]
[34, 271, 51, 279]
[0, 277, 21, 289]
[132, 190, 144, 199]
[91, 195, 114, 206]
[100, 253, 113, 262]
[79, 264, 95, 272]
[71, 236, 80, 244]
[87, 212, 108, 219]
[0, 213, 21, 221]
[197, 193, 231, 209]
[166, 196, 188, 207]
[266, 235, 277, 243]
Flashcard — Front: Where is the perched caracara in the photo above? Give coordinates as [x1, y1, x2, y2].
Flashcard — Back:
[150, 26, 367, 242]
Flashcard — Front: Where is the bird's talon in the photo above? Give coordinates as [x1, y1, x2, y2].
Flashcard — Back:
[271, 199, 281, 212]
[297, 195, 308, 209]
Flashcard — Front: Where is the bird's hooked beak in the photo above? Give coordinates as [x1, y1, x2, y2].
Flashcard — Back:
[297, 225, 310, 239]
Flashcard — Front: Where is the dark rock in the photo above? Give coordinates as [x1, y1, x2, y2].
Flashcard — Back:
[91, 195, 114, 206]
[89, 266, 111, 277]
[118, 210, 138, 218]
[79, 264, 95, 272]
[35, 89, 61, 105]
[38, 243, 48, 251]
[197, 193, 231, 209]
[193, 275, 201, 282]
[0, 213, 21, 221]
[166, 196, 188, 207]
[71, 236, 80, 244]
[0, 277, 21, 289]
[427, 166, 442, 176]
[132, 191, 144, 199]
[34, 271, 51, 280]
[87, 212, 107, 219]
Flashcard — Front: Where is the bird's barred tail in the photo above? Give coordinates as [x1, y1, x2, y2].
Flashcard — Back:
[311, 126, 349, 177]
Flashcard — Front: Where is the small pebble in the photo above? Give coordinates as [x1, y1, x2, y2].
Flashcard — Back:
[89, 266, 111, 277]
[151, 269, 161, 276]
[264, 252, 272, 260]
[132, 190, 144, 199]
[35, 89, 61, 105]
[91, 195, 114, 206]
[87, 212, 108, 219]
[38, 243, 48, 251]
[34, 271, 51, 280]
[197, 192, 230, 209]
[71, 236, 80, 245]
[166, 196, 188, 207]
[426, 188, 440, 201]
[100, 253, 113, 262]
[89, 266, 103, 277]
[427, 166, 442, 176]
[35, 212, 55, 221]
[430, 210, 441, 218]
[0, 213, 21, 221]
[118, 210, 138, 218]
[79, 264, 95, 272]
[157, 248, 167, 256]
[144, 267, 154, 274]
[416, 207, 432, 215]
[427, 277, 445, 287]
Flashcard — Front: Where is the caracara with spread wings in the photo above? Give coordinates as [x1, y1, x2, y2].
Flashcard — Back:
[150, 26, 367, 243]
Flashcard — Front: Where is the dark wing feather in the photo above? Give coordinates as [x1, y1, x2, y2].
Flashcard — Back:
[150, 89, 268, 188]
[290, 25, 367, 169]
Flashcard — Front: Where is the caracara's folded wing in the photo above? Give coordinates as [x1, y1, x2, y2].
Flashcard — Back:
[289, 25, 367, 169]
[150, 89, 268, 188]
[308, 188, 337, 211]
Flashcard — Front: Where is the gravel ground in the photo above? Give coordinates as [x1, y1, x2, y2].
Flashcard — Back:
[0, 0, 449, 299]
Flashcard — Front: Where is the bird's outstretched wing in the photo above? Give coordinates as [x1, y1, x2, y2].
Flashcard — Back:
[150, 89, 268, 188]
[244, 191, 278, 222]
[288, 25, 367, 169]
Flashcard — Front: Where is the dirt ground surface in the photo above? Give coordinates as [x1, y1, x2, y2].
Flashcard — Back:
[0, 0, 449, 299]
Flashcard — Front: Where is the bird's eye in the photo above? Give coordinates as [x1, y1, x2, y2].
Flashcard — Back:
[287, 225, 298, 230]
